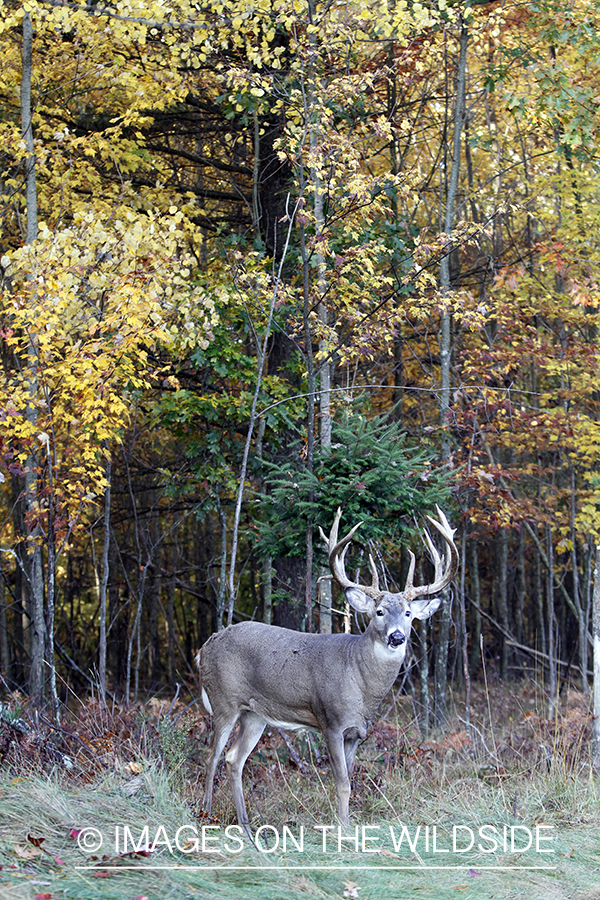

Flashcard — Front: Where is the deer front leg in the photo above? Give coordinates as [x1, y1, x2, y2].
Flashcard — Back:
[325, 730, 352, 827]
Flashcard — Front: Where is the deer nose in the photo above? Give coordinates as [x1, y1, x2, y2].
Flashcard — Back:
[388, 630, 406, 647]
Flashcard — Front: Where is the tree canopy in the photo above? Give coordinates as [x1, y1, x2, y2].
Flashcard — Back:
[1, 0, 599, 717]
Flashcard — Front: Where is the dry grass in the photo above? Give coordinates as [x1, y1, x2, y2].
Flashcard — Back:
[199, 682, 598, 830]
[0, 681, 598, 899]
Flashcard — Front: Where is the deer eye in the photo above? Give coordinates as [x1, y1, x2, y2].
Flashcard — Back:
[405, 610, 411, 617]
[376, 609, 385, 617]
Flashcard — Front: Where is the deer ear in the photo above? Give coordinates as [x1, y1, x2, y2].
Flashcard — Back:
[344, 587, 377, 617]
[410, 595, 443, 621]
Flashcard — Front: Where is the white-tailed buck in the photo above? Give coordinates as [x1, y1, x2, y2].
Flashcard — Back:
[199, 506, 458, 826]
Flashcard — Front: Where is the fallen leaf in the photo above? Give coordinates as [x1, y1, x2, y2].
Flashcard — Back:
[27, 835, 46, 848]
[35, 894, 52, 899]
[343, 881, 360, 899]
[55, 857, 65, 866]
[69, 829, 81, 840]
[14, 845, 41, 860]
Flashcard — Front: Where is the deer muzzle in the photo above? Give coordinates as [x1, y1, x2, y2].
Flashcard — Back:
[387, 630, 406, 648]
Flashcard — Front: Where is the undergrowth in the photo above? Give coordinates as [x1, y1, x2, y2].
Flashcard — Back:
[0, 681, 597, 899]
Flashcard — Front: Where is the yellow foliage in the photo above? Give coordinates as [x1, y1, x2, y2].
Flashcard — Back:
[0, 207, 215, 529]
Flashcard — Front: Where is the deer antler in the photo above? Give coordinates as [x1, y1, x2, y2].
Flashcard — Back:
[320, 506, 457, 602]
[405, 505, 458, 600]
[318, 508, 381, 600]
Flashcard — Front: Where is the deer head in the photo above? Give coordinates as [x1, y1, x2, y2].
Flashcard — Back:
[319, 504, 459, 656]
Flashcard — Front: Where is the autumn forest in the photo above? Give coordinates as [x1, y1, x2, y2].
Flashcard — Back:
[0, 0, 599, 732]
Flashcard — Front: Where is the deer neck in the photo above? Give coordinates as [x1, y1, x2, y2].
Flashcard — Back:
[353, 626, 404, 713]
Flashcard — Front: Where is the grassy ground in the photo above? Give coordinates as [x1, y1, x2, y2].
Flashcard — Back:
[0, 683, 598, 899]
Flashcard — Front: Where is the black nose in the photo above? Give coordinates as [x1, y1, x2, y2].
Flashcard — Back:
[388, 630, 406, 647]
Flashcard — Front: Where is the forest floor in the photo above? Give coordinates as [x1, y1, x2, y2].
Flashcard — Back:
[0, 680, 598, 900]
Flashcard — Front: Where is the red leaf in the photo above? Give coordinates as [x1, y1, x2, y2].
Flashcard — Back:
[69, 828, 81, 839]
[27, 835, 45, 847]
[35, 894, 52, 899]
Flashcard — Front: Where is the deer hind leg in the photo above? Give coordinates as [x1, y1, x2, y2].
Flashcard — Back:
[225, 711, 266, 825]
[344, 732, 360, 779]
[324, 730, 351, 827]
[203, 711, 238, 816]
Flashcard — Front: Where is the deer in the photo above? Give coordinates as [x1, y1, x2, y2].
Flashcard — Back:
[198, 506, 458, 827]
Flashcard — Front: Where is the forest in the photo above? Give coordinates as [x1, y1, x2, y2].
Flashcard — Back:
[0, 0, 599, 737]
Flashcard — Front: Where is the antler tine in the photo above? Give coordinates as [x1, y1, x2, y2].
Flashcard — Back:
[423, 529, 443, 580]
[408, 505, 458, 599]
[318, 506, 342, 550]
[323, 508, 381, 599]
[319, 508, 357, 567]
[335, 539, 352, 585]
[318, 525, 330, 549]
[329, 524, 364, 589]
[404, 549, 416, 593]
[330, 521, 363, 560]
[367, 552, 379, 592]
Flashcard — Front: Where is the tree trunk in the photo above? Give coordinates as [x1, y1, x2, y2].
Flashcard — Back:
[535, 532, 546, 658]
[216, 497, 227, 630]
[592, 546, 600, 768]
[419, 618, 431, 736]
[21, 11, 44, 703]
[167, 540, 176, 684]
[0, 566, 11, 684]
[272, 557, 306, 630]
[148, 513, 161, 686]
[570, 465, 587, 691]
[459, 527, 470, 729]
[433, 21, 468, 712]
[42, 434, 59, 719]
[108, 526, 126, 691]
[469, 540, 482, 673]
[439, 18, 468, 462]
[584, 543, 593, 695]
[319, 575, 333, 634]
[308, 4, 331, 634]
[546, 523, 558, 718]
[497, 529, 509, 680]
[516, 528, 525, 648]
[434, 592, 452, 727]
[262, 558, 273, 625]
[98, 454, 111, 704]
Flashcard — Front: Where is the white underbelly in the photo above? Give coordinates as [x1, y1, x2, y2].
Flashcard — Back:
[262, 716, 311, 732]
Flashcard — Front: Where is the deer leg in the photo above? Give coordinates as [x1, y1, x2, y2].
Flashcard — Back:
[325, 731, 351, 827]
[344, 734, 360, 778]
[203, 712, 238, 816]
[225, 711, 266, 826]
